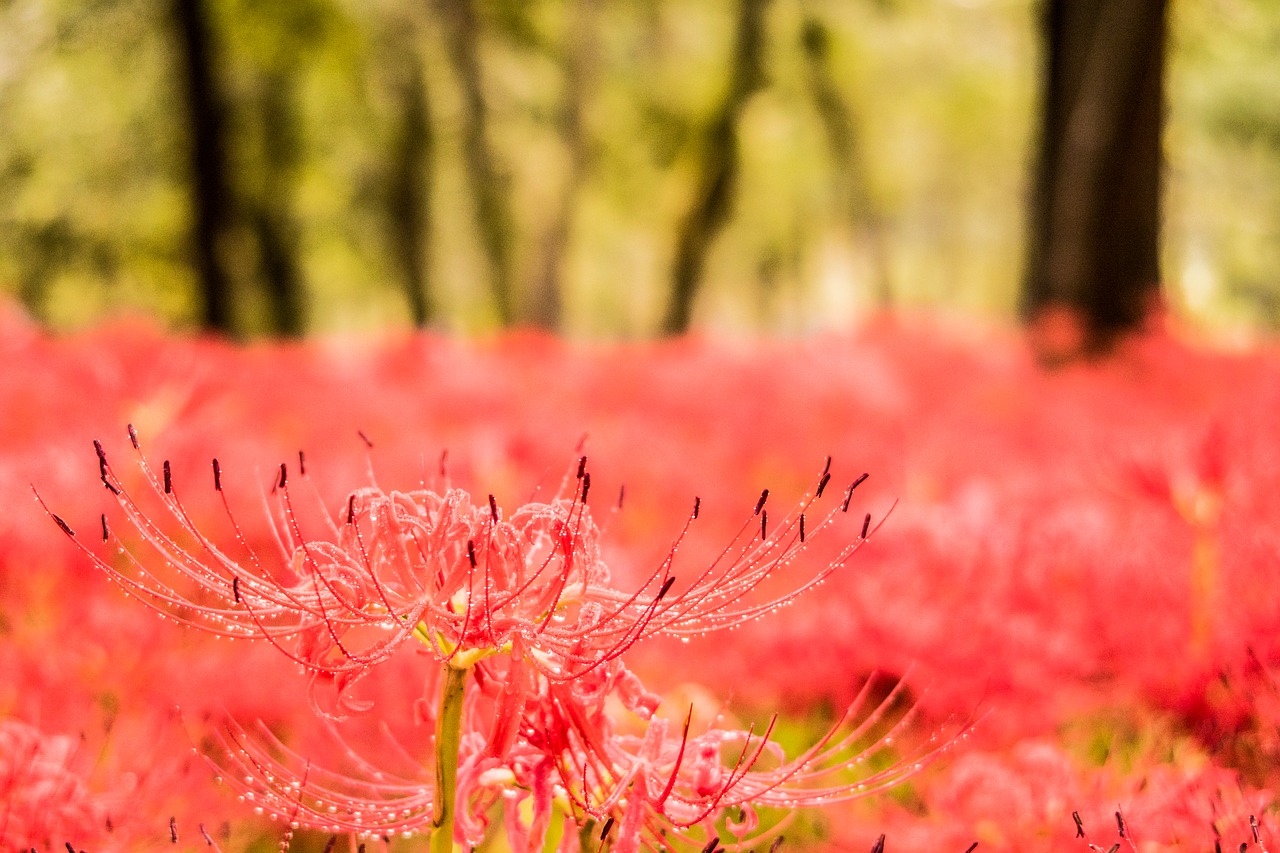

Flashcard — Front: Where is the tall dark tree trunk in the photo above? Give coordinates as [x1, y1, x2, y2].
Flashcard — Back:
[251, 72, 307, 337]
[387, 54, 434, 328]
[172, 0, 235, 335]
[1022, 0, 1166, 358]
[440, 0, 516, 327]
[660, 0, 771, 336]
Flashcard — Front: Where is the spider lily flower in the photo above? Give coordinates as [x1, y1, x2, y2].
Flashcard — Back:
[51, 433, 876, 707]
[535, 673, 945, 853]
[205, 656, 940, 852]
[0, 718, 119, 850]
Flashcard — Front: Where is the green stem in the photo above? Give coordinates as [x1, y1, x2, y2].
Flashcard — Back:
[432, 664, 468, 853]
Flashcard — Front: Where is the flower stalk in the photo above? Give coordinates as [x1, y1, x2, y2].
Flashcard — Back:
[433, 663, 469, 853]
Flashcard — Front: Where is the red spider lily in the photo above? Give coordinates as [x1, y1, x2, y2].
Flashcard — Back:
[48, 431, 877, 714]
[0, 720, 96, 848]
[0, 718, 122, 850]
[533, 673, 950, 853]
[198, 656, 943, 852]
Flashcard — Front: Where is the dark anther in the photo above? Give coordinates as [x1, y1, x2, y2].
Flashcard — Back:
[277, 463, 287, 489]
[852, 472, 869, 490]
[127, 423, 139, 449]
[347, 494, 356, 524]
[1072, 812, 1085, 838]
[298, 450, 306, 476]
[769, 838, 785, 853]
[103, 478, 120, 495]
[163, 460, 172, 494]
[693, 496, 701, 519]
[67, 843, 76, 852]
[754, 489, 769, 515]
[212, 458, 222, 491]
[700, 835, 721, 853]
[817, 472, 831, 498]
[53, 514, 75, 537]
[963, 844, 978, 853]
[101, 514, 109, 542]
[467, 540, 477, 568]
[841, 485, 854, 512]
[582, 472, 591, 504]
[800, 513, 806, 542]
[1240, 844, 1248, 853]
[822, 455, 832, 477]
[657, 576, 676, 601]
[861, 513, 871, 539]
[439, 449, 449, 477]
[1251, 815, 1260, 843]
[1107, 846, 1120, 853]
[600, 817, 615, 841]
[323, 837, 338, 853]
[358, 845, 366, 853]
[577, 456, 587, 479]
[233, 576, 241, 603]
[170, 815, 178, 842]
[870, 834, 885, 853]
[200, 823, 215, 846]
[1116, 811, 1126, 838]
[1215, 841, 1222, 853]
[617, 484, 626, 509]
[357, 430, 374, 448]
[489, 494, 499, 523]
[761, 510, 768, 539]
[94, 439, 108, 475]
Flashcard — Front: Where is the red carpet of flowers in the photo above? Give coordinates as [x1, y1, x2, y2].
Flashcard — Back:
[4, 302, 1280, 852]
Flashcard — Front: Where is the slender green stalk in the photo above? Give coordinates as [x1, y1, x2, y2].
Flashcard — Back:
[432, 664, 469, 853]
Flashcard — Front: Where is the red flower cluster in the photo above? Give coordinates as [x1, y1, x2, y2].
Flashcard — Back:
[6, 304, 1280, 851]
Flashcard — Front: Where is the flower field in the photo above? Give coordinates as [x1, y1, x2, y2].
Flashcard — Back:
[4, 304, 1280, 852]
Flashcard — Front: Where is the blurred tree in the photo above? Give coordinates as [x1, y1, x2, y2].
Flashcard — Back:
[525, 0, 598, 331]
[440, 0, 516, 327]
[248, 70, 307, 336]
[384, 48, 435, 328]
[800, 15, 893, 307]
[172, 0, 236, 335]
[660, 0, 771, 336]
[1022, 0, 1166, 357]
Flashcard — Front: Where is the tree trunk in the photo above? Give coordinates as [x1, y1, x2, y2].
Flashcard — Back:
[251, 71, 306, 337]
[1022, 0, 1166, 358]
[172, 0, 235, 336]
[660, 0, 771, 336]
[387, 53, 434, 328]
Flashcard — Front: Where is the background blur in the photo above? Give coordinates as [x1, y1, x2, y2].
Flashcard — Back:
[0, 0, 1276, 340]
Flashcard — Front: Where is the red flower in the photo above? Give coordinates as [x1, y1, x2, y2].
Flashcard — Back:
[56, 434, 874, 713]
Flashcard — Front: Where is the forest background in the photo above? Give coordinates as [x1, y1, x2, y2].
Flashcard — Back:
[2, 0, 1277, 342]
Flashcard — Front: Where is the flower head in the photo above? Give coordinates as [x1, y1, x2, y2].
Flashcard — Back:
[55, 433, 875, 710]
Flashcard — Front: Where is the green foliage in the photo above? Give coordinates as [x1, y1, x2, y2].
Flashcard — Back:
[0, 0, 1277, 337]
